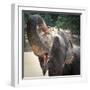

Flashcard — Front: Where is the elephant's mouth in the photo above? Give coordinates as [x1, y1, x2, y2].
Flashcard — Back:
[38, 52, 50, 75]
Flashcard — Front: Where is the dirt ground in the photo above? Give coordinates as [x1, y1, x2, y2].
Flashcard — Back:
[24, 52, 48, 77]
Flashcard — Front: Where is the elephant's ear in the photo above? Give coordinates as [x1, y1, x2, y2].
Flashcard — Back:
[52, 36, 61, 49]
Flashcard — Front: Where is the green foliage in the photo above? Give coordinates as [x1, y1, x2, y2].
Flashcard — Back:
[55, 15, 80, 34]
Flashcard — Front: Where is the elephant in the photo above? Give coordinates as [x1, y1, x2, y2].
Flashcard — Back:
[26, 14, 80, 76]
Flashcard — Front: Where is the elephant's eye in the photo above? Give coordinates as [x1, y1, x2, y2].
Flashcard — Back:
[38, 24, 43, 28]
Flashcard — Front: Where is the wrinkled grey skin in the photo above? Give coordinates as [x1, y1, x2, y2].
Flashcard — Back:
[48, 36, 66, 76]
[27, 14, 80, 76]
[48, 34, 80, 76]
